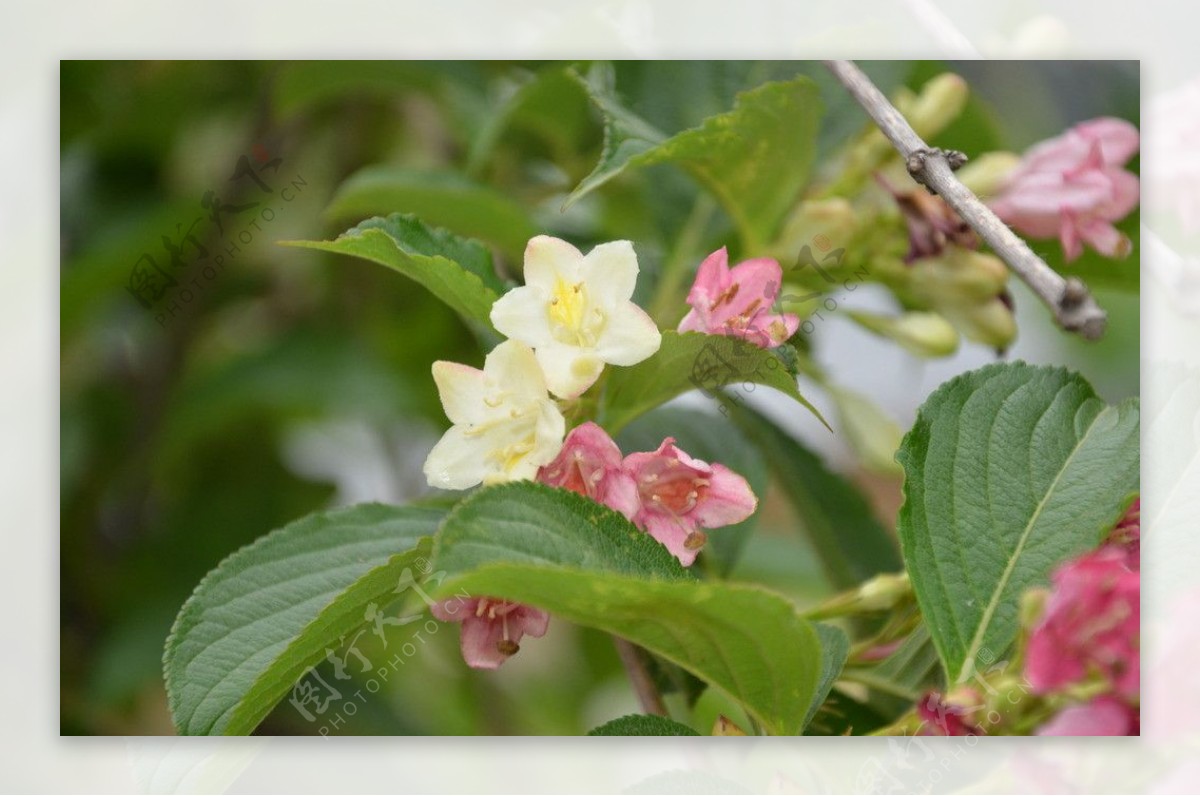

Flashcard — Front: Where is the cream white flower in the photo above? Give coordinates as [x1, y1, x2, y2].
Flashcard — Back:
[490, 236, 662, 399]
[423, 340, 566, 490]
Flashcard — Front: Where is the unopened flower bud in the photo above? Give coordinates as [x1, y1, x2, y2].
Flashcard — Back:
[849, 310, 960, 358]
[943, 296, 1018, 350]
[773, 198, 859, 265]
[956, 151, 1021, 198]
[909, 249, 1009, 303]
[829, 387, 904, 476]
[908, 74, 969, 141]
[857, 572, 912, 611]
[712, 715, 748, 736]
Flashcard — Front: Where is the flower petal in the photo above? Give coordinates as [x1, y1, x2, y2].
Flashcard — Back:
[524, 235, 583, 291]
[484, 339, 551, 405]
[640, 512, 698, 566]
[423, 426, 493, 490]
[490, 286, 553, 349]
[579, 240, 639, 305]
[595, 302, 662, 366]
[512, 605, 551, 639]
[534, 339, 605, 399]
[692, 463, 757, 528]
[431, 596, 476, 623]
[431, 361, 487, 426]
[458, 614, 508, 670]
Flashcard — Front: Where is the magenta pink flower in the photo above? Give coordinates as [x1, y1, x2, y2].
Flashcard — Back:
[623, 438, 757, 566]
[1036, 696, 1138, 736]
[916, 690, 981, 736]
[678, 248, 799, 348]
[990, 117, 1140, 262]
[431, 596, 549, 670]
[536, 422, 640, 521]
[1024, 546, 1140, 699]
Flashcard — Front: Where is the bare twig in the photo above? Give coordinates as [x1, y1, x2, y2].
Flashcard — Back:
[824, 60, 1107, 340]
[613, 638, 668, 716]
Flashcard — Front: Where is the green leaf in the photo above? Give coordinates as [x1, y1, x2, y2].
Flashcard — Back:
[569, 65, 823, 250]
[324, 167, 538, 263]
[599, 331, 825, 435]
[163, 503, 443, 735]
[896, 362, 1140, 684]
[803, 624, 850, 730]
[281, 213, 503, 331]
[728, 403, 901, 590]
[431, 482, 824, 736]
[616, 406, 768, 577]
[588, 714, 700, 736]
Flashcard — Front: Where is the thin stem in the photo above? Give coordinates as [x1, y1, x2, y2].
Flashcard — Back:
[613, 637, 668, 717]
[823, 60, 1108, 341]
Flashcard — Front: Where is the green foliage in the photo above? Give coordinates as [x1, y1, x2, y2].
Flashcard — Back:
[895, 362, 1140, 683]
[324, 167, 538, 262]
[803, 624, 850, 730]
[729, 403, 901, 590]
[283, 214, 503, 332]
[163, 503, 442, 735]
[569, 66, 823, 250]
[587, 714, 701, 736]
[599, 331, 824, 434]
[433, 483, 824, 735]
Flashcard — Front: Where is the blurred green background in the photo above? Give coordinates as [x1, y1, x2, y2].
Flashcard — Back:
[60, 60, 1138, 735]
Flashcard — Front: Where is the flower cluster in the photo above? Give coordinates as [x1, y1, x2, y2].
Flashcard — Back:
[540, 423, 757, 566]
[425, 236, 759, 668]
[1026, 500, 1140, 735]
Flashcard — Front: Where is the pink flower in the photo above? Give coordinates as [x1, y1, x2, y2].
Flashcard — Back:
[623, 438, 757, 566]
[678, 248, 799, 348]
[431, 596, 549, 670]
[1024, 547, 1140, 699]
[916, 690, 980, 736]
[536, 422, 640, 520]
[990, 117, 1140, 261]
[1107, 498, 1141, 571]
[1036, 696, 1138, 736]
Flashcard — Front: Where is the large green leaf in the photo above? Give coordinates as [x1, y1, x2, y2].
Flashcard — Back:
[568, 65, 823, 250]
[588, 714, 700, 736]
[164, 503, 443, 735]
[431, 483, 824, 735]
[728, 403, 901, 590]
[599, 331, 824, 435]
[324, 167, 538, 262]
[281, 213, 503, 331]
[896, 362, 1140, 684]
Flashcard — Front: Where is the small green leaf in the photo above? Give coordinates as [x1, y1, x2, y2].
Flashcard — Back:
[896, 362, 1140, 684]
[164, 503, 443, 735]
[282, 213, 503, 330]
[324, 167, 538, 263]
[803, 624, 850, 730]
[588, 714, 700, 736]
[600, 331, 824, 435]
[728, 403, 901, 590]
[569, 66, 823, 250]
[431, 483, 824, 735]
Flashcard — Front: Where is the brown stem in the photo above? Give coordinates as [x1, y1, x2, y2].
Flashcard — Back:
[613, 637, 667, 716]
[824, 59, 1107, 341]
